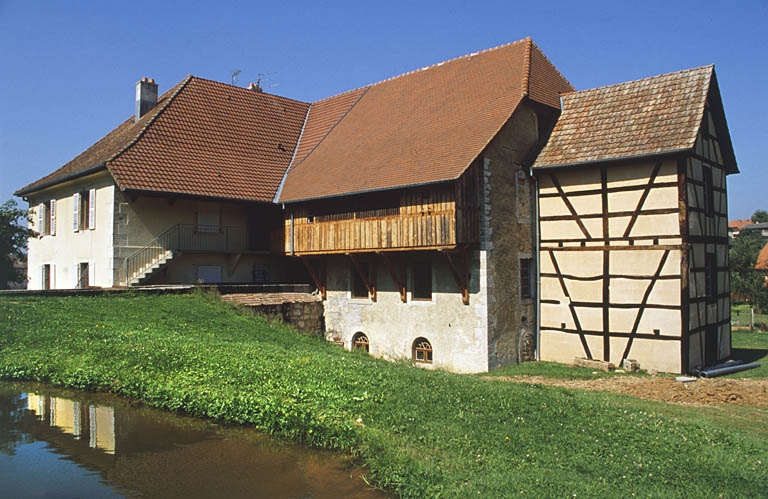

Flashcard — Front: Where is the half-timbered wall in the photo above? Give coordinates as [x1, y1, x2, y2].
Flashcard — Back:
[538, 107, 732, 374]
[684, 106, 731, 371]
[284, 162, 481, 255]
[538, 158, 686, 373]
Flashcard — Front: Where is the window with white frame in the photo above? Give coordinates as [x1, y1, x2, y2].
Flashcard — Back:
[413, 337, 433, 364]
[37, 199, 56, 236]
[74, 262, 93, 289]
[42, 264, 52, 290]
[73, 189, 95, 232]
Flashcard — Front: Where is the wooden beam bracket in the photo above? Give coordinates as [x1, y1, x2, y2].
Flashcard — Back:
[300, 256, 326, 300]
[350, 254, 376, 302]
[444, 248, 470, 305]
[380, 253, 407, 302]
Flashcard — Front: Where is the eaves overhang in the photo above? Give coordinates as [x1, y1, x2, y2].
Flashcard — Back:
[15, 163, 108, 198]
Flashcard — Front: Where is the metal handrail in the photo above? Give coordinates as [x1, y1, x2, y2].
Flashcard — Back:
[124, 224, 251, 283]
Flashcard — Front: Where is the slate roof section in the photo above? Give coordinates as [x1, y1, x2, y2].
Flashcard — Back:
[533, 66, 738, 173]
[17, 77, 310, 202]
[278, 38, 573, 202]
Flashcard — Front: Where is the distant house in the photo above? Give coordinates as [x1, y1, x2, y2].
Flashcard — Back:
[756, 243, 768, 285]
[741, 222, 768, 238]
[5, 255, 28, 289]
[16, 38, 739, 373]
[728, 219, 751, 238]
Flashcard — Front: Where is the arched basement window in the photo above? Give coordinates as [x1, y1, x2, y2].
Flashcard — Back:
[413, 337, 433, 364]
[352, 332, 370, 353]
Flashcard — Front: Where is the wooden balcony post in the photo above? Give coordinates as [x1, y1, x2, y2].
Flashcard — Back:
[444, 247, 470, 305]
[380, 252, 407, 302]
[300, 256, 326, 300]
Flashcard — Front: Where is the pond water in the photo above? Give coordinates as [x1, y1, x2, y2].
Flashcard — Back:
[0, 381, 387, 498]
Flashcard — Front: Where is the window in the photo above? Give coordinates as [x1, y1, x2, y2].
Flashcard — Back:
[705, 252, 717, 300]
[413, 337, 433, 364]
[520, 258, 533, 299]
[42, 264, 51, 290]
[197, 265, 222, 283]
[352, 332, 370, 353]
[412, 260, 432, 301]
[703, 167, 714, 216]
[73, 189, 95, 232]
[76, 262, 90, 289]
[38, 199, 56, 235]
[351, 262, 369, 298]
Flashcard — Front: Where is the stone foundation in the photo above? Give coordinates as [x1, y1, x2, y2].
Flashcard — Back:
[221, 292, 325, 335]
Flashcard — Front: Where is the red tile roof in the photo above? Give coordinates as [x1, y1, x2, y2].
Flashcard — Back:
[729, 219, 752, 231]
[278, 38, 573, 202]
[17, 77, 309, 202]
[15, 78, 188, 196]
[533, 66, 737, 173]
[756, 243, 768, 272]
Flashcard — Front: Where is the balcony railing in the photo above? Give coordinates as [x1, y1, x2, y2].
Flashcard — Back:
[125, 224, 252, 284]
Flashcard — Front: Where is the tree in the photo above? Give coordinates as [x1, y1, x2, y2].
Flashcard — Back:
[751, 209, 768, 224]
[730, 228, 768, 313]
[0, 199, 35, 289]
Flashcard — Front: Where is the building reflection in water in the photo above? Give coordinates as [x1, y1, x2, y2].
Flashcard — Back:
[27, 393, 116, 454]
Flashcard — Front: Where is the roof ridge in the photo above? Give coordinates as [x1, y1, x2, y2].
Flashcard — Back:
[565, 64, 714, 98]
[273, 105, 312, 203]
[189, 74, 311, 105]
[289, 86, 370, 172]
[529, 40, 575, 92]
[311, 85, 372, 104]
[522, 37, 532, 97]
[329, 37, 533, 96]
[105, 74, 193, 169]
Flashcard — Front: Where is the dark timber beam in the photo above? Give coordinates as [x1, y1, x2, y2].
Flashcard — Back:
[379, 253, 406, 302]
[444, 248, 469, 305]
[350, 254, 376, 302]
[300, 256, 326, 300]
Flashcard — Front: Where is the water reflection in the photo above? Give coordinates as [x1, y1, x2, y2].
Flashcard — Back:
[1, 382, 387, 498]
[27, 394, 116, 453]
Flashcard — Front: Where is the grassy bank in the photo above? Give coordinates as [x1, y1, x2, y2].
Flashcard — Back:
[1, 293, 766, 497]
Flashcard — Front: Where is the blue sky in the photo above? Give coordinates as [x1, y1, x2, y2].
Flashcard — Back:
[1, 0, 765, 219]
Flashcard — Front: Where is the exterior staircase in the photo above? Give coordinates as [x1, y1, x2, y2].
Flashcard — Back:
[124, 224, 252, 286]
[128, 250, 176, 285]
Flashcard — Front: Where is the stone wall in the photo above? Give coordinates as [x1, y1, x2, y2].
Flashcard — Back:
[481, 103, 540, 369]
[221, 292, 324, 335]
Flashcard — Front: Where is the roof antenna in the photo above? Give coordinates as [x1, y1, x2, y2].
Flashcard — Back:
[231, 69, 242, 86]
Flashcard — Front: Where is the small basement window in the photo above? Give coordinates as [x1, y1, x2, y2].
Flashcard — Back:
[413, 337, 433, 364]
[352, 332, 370, 353]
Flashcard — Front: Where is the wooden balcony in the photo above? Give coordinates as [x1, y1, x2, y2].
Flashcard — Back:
[284, 169, 481, 256]
[288, 210, 460, 255]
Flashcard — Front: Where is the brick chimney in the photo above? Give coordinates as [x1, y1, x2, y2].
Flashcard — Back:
[135, 77, 158, 122]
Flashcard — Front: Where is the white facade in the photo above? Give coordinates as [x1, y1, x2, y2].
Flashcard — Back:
[26, 172, 116, 290]
[323, 251, 490, 373]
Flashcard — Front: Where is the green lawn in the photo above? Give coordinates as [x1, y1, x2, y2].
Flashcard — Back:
[1, 292, 766, 498]
[731, 330, 768, 378]
[732, 304, 768, 331]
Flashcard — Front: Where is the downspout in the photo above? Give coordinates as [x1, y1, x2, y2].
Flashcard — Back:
[532, 167, 541, 361]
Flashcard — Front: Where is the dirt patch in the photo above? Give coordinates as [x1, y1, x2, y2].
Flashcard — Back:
[487, 375, 768, 407]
